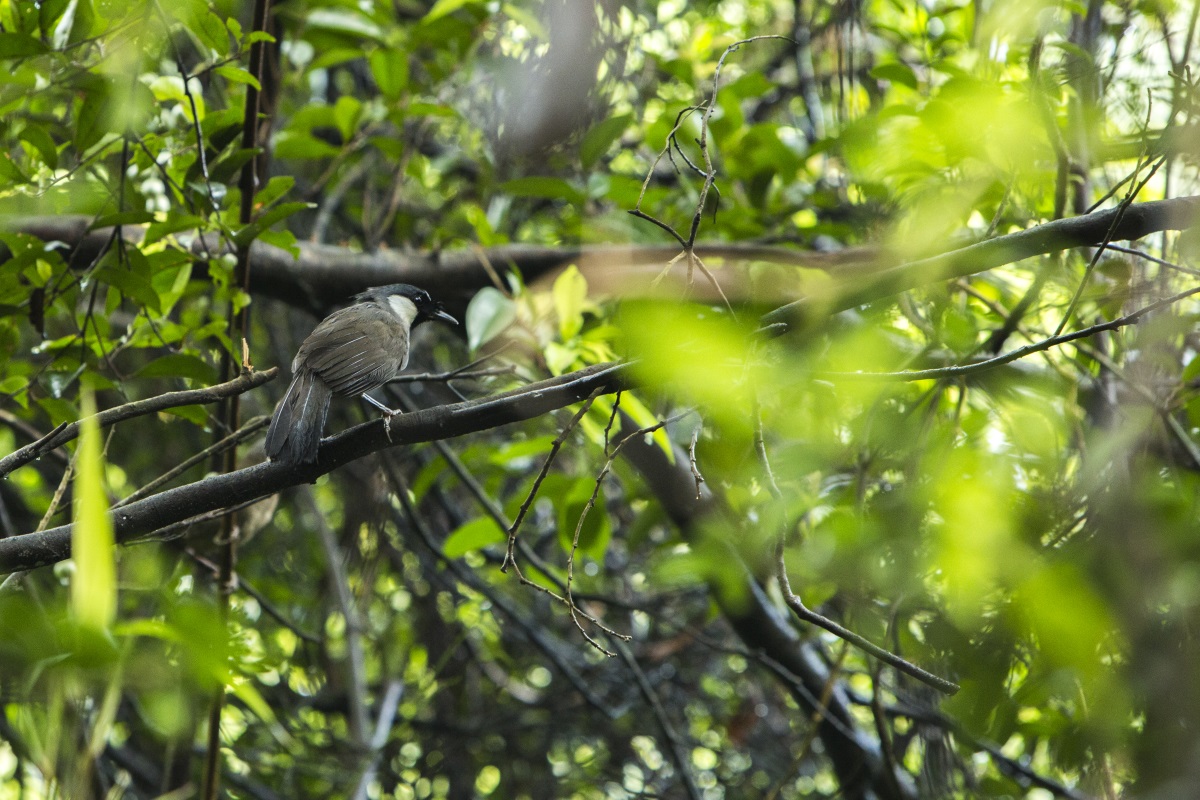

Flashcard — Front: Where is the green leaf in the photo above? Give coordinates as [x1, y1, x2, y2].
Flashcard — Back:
[0, 33, 48, 59]
[148, 75, 205, 122]
[405, 101, 456, 118]
[500, 176, 586, 206]
[0, 154, 29, 185]
[233, 201, 314, 248]
[273, 131, 341, 160]
[254, 175, 295, 209]
[191, 7, 231, 56]
[557, 478, 611, 561]
[870, 62, 919, 90]
[137, 353, 217, 383]
[90, 211, 155, 229]
[144, 214, 205, 245]
[423, 0, 481, 23]
[443, 517, 506, 558]
[333, 95, 362, 142]
[214, 64, 260, 91]
[465, 287, 517, 352]
[552, 264, 587, 340]
[74, 76, 115, 153]
[369, 48, 409, 100]
[257, 227, 300, 258]
[306, 9, 385, 41]
[98, 250, 161, 314]
[72, 384, 116, 631]
[163, 404, 208, 425]
[580, 114, 632, 170]
[19, 124, 58, 168]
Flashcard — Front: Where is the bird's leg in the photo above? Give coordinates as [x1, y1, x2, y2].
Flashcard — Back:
[362, 394, 401, 442]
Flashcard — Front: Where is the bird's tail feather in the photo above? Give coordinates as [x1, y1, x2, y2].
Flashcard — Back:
[265, 369, 332, 465]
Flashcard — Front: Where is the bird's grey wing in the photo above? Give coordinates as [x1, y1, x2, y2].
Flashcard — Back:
[297, 305, 408, 397]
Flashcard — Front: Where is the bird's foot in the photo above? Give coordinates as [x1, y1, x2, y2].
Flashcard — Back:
[362, 394, 402, 442]
[382, 408, 400, 442]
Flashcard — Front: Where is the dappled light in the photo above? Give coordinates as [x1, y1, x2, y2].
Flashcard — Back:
[1, 0, 1200, 798]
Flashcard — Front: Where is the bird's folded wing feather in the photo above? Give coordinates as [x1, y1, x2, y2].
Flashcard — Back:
[297, 304, 408, 397]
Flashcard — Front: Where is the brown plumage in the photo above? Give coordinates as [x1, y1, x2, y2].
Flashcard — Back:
[265, 284, 456, 465]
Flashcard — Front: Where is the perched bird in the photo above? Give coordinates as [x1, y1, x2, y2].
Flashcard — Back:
[265, 284, 457, 465]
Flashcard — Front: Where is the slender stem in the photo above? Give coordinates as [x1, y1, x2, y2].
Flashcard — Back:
[202, 1, 273, 797]
[776, 543, 959, 695]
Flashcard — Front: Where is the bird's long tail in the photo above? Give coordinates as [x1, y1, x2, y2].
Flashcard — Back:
[265, 368, 333, 465]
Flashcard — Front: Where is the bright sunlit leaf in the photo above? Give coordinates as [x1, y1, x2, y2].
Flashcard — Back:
[553, 265, 588, 340]
[72, 384, 116, 631]
[465, 287, 517, 352]
[621, 301, 760, 436]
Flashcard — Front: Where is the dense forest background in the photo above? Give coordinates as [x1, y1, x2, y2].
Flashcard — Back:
[1, 0, 1199, 798]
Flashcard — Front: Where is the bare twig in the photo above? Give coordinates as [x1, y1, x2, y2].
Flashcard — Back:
[776, 543, 959, 695]
[821, 284, 1200, 383]
[114, 416, 270, 508]
[502, 391, 602, 573]
[383, 460, 617, 716]
[688, 426, 705, 499]
[564, 412, 691, 655]
[1055, 155, 1165, 336]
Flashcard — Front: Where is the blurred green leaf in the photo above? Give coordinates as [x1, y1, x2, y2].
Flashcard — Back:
[621, 301, 759, 435]
[557, 478, 611, 561]
[552, 265, 587, 340]
[465, 287, 516, 352]
[870, 62, 919, 90]
[424, 0, 481, 23]
[580, 114, 632, 170]
[136, 353, 217, 383]
[214, 64, 260, 91]
[500, 177, 586, 206]
[444, 517, 507, 557]
[0, 33, 47, 59]
[370, 48, 409, 100]
[18, 125, 58, 169]
[71, 385, 116, 631]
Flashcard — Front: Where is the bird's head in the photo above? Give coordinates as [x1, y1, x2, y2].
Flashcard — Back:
[360, 283, 458, 327]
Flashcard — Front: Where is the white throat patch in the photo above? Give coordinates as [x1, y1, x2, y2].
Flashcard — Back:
[386, 295, 420, 328]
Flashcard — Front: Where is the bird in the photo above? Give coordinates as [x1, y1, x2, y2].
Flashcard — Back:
[264, 283, 457, 465]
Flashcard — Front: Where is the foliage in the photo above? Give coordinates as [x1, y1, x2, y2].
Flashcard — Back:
[1, 0, 1199, 798]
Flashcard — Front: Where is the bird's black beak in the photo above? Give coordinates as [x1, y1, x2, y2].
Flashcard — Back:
[431, 307, 458, 326]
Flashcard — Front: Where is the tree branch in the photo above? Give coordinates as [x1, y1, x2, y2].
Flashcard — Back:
[0, 214, 869, 310]
[0, 369, 278, 478]
[0, 362, 629, 574]
[761, 195, 1200, 330]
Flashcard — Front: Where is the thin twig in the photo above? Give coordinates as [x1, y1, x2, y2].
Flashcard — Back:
[1055, 155, 1164, 336]
[688, 426, 705, 499]
[502, 391, 602, 573]
[565, 412, 692, 655]
[614, 640, 703, 800]
[383, 459, 617, 716]
[0, 369, 277, 477]
[821, 284, 1200, 383]
[776, 543, 959, 695]
[115, 416, 269, 508]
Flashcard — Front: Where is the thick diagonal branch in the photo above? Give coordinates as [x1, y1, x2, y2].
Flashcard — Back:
[0, 362, 628, 575]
